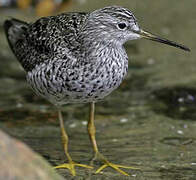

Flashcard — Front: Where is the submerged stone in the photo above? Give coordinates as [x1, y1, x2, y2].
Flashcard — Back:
[152, 87, 196, 120]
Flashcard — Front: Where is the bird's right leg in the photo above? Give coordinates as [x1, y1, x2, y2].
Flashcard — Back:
[88, 102, 139, 176]
[54, 109, 92, 176]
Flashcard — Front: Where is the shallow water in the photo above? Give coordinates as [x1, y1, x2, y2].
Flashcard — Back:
[0, 0, 196, 179]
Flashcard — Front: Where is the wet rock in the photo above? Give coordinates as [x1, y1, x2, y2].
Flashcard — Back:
[151, 87, 196, 120]
[0, 129, 63, 180]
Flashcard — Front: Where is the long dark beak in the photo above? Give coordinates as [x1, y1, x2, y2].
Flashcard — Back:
[136, 29, 190, 52]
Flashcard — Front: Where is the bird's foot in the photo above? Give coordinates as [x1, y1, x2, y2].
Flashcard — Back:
[54, 160, 93, 176]
[92, 152, 139, 176]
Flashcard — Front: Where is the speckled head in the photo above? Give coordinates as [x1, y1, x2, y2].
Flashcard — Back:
[83, 6, 140, 45]
[83, 6, 190, 51]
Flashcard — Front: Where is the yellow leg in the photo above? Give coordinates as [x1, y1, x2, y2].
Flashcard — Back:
[88, 102, 139, 176]
[54, 109, 92, 176]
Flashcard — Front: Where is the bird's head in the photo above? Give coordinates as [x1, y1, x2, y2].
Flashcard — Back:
[84, 6, 190, 51]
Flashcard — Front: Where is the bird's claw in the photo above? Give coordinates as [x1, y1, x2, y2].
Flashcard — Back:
[54, 161, 93, 176]
[95, 161, 139, 176]
[92, 152, 139, 176]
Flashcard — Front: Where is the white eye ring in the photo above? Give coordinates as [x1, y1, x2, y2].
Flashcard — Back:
[117, 23, 127, 30]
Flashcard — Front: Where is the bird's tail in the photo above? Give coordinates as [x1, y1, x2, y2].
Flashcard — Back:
[4, 18, 29, 53]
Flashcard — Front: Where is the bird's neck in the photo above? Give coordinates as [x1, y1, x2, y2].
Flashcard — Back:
[79, 34, 124, 58]
[78, 35, 128, 72]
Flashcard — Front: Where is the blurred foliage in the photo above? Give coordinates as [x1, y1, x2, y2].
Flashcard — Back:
[0, 0, 72, 16]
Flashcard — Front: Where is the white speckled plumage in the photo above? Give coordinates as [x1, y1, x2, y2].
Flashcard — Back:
[4, 6, 140, 106]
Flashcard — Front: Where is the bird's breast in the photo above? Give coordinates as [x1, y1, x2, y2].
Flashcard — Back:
[26, 47, 128, 105]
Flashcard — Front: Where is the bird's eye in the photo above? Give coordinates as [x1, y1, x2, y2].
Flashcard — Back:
[117, 23, 127, 30]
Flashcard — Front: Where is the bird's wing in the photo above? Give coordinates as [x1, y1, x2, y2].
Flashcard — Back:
[26, 12, 88, 55]
[4, 12, 88, 72]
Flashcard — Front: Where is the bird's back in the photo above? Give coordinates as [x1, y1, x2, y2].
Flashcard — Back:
[4, 12, 88, 72]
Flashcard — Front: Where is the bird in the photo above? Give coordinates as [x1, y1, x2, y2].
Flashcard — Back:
[4, 6, 190, 176]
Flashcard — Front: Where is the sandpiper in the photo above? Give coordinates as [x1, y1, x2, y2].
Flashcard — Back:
[4, 6, 190, 176]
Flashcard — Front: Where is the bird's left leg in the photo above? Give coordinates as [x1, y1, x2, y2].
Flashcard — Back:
[88, 102, 139, 176]
[54, 109, 92, 176]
